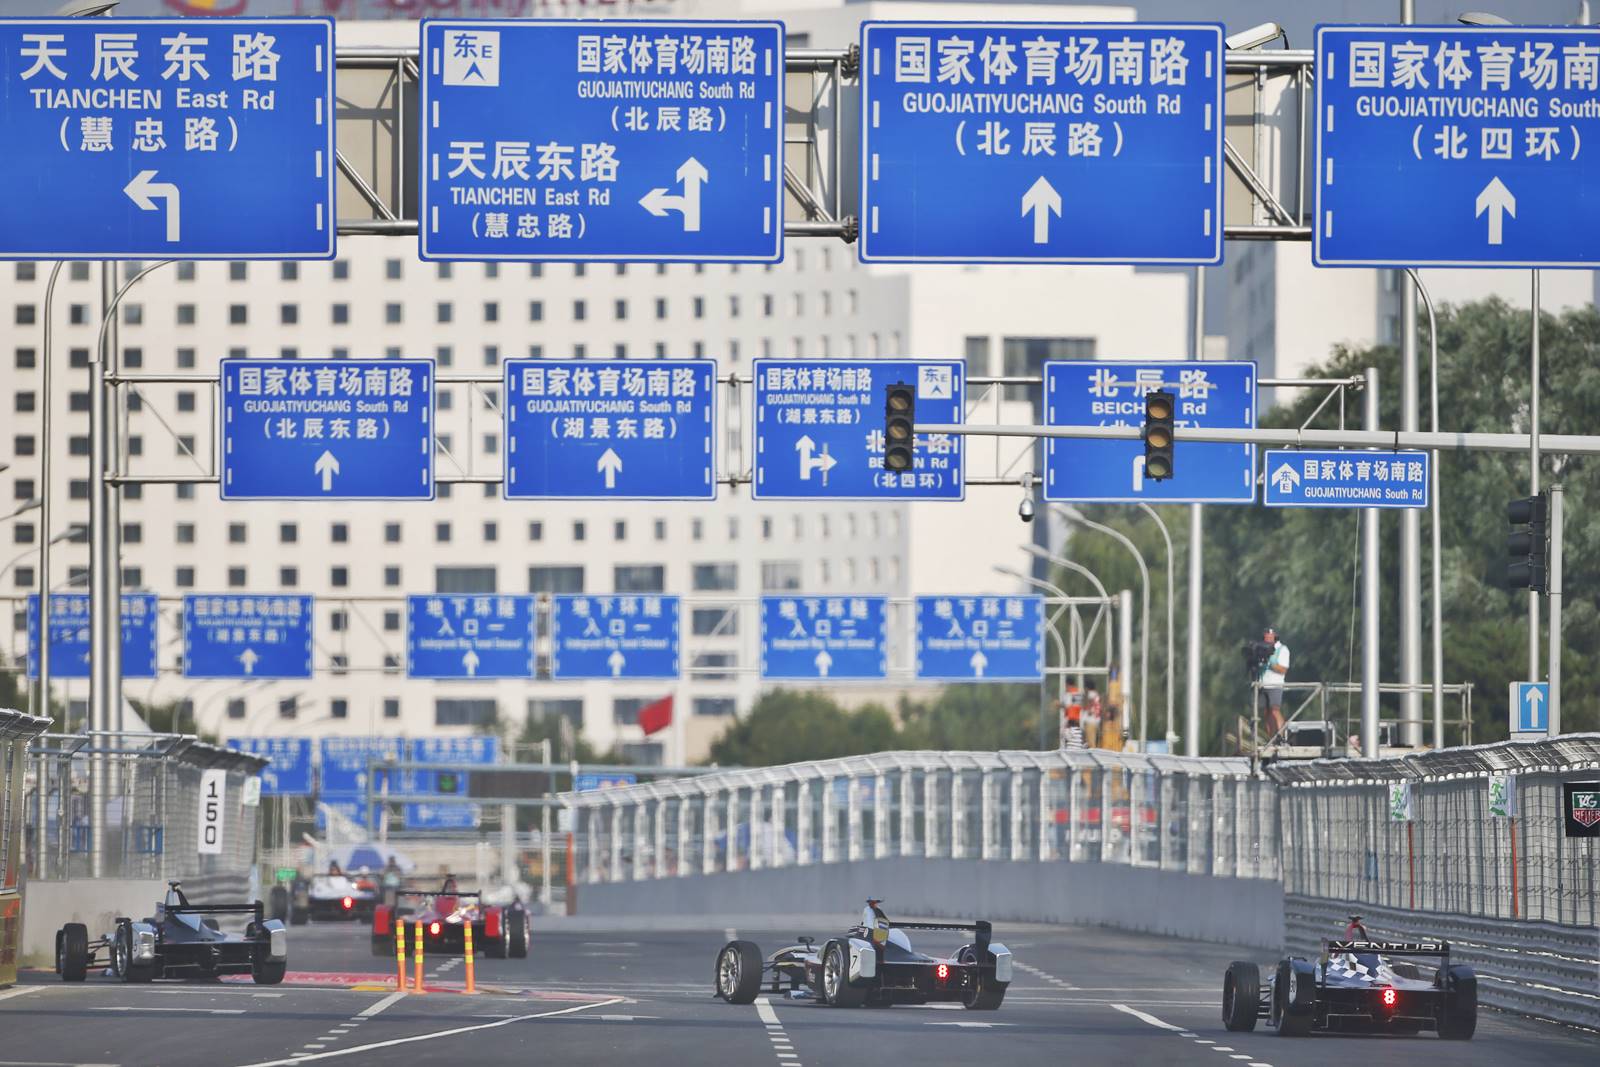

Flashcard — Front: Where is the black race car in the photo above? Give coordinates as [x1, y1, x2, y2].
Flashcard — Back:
[1223, 918, 1476, 1039]
[369, 877, 529, 959]
[714, 900, 1012, 1009]
[55, 882, 288, 984]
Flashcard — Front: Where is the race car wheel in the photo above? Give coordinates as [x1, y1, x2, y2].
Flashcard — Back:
[484, 924, 509, 959]
[268, 885, 290, 923]
[957, 946, 1006, 1011]
[289, 903, 308, 927]
[509, 909, 529, 959]
[252, 951, 287, 986]
[823, 941, 866, 1008]
[1437, 964, 1477, 1040]
[1272, 960, 1312, 1037]
[715, 940, 764, 1005]
[115, 924, 155, 983]
[1222, 961, 1260, 1032]
[59, 923, 89, 982]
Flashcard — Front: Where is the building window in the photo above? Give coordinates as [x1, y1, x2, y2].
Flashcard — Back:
[175, 566, 194, 588]
[692, 563, 738, 591]
[385, 303, 402, 324]
[613, 565, 665, 593]
[331, 523, 349, 543]
[693, 697, 738, 717]
[384, 698, 401, 719]
[384, 566, 400, 587]
[227, 567, 247, 587]
[331, 699, 348, 720]
[483, 520, 498, 542]
[177, 347, 196, 369]
[332, 304, 349, 325]
[384, 610, 401, 632]
[279, 697, 298, 720]
[330, 566, 348, 588]
[528, 521, 543, 542]
[280, 304, 298, 325]
[435, 522, 451, 543]
[529, 566, 583, 594]
[385, 258, 402, 280]
[437, 302, 453, 324]
[228, 304, 247, 325]
[121, 522, 142, 544]
[761, 561, 802, 591]
[176, 523, 195, 544]
[573, 299, 586, 321]
[692, 608, 736, 636]
[436, 699, 497, 727]
[527, 698, 583, 732]
[280, 566, 298, 587]
[612, 698, 648, 726]
[613, 520, 626, 541]
[1002, 336, 1095, 399]
[228, 522, 246, 544]
[484, 301, 499, 323]
[329, 611, 347, 633]
[435, 565, 496, 593]
[573, 520, 586, 542]
[384, 522, 401, 543]
[227, 699, 245, 720]
[529, 300, 543, 322]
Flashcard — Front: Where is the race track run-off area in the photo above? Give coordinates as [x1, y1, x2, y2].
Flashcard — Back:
[1, 921, 1593, 1067]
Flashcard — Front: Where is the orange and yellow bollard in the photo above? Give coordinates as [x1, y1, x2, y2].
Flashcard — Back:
[413, 920, 426, 994]
[394, 919, 408, 992]
[462, 922, 476, 994]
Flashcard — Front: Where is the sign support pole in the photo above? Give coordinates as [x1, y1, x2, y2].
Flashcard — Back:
[1362, 368, 1383, 758]
[1399, 272, 1422, 747]
[1547, 484, 1563, 738]
[1529, 271, 1543, 683]
[1185, 265, 1205, 758]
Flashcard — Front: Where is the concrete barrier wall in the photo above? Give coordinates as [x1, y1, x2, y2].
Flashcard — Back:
[18, 877, 168, 967]
[573, 859, 1285, 950]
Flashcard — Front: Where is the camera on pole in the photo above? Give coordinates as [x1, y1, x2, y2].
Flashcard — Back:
[885, 382, 915, 472]
[1507, 493, 1548, 592]
[1142, 389, 1175, 481]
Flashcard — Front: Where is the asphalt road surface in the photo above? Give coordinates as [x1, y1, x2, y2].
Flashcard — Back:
[4, 916, 1593, 1066]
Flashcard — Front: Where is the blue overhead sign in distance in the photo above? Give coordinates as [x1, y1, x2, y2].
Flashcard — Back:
[221, 359, 434, 500]
[183, 594, 313, 678]
[760, 596, 888, 681]
[420, 20, 784, 262]
[406, 736, 496, 830]
[753, 359, 965, 500]
[1315, 25, 1600, 268]
[859, 22, 1224, 264]
[1263, 449, 1430, 509]
[0, 19, 335, 260]
[550, 595, 680, 679]
[319, 736, 402, 800]
[914, 595, 1043, 682]
[27, 593, 157, 679]
[226, 737, 313, 796]
[504, 359, 716, 499]
[1043, 360, 1256, 504]
[406, 595, 536, 680]
[575, 772, 637, 792]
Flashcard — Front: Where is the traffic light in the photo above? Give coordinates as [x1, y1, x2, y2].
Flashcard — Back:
[436, 771, 460, 795]
[1142, 389, 1175, 481]
[885, 382, 915, 472]
[1507, 493, 1548, 592]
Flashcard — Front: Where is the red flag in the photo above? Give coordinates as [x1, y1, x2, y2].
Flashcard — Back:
[638, 694, 673, 736]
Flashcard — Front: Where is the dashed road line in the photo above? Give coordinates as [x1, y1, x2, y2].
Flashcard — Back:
[0, 987, 44, 1004]
[285, 989, 410, 1062]
[754, 996, 800, 1067]
[1013, 960, 1080, 991]
[1110, 1003, 1276, 1067]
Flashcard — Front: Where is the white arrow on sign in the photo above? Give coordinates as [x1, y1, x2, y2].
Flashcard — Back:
[462, 649, 480, 677]
[238, 648, 259, 675]
[814, 649, 833, 677]
[796, 435, 837, 483]
[608, 649, 626, 677]
[124, 170, 181, 242]
[313, 450, 340, 492]
[970, 650, 988, 678]
[1270, 463, 1301, 494]
[597, 448, 623, 489]
[1475, 176, 1516, 246]
[1524, 685, 1544, 725]
[639, 157, 708, 232]
[1021, 176, 1061, 245]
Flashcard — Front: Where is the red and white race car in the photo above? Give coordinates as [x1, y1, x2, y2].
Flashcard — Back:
[369, 877, 529, 959]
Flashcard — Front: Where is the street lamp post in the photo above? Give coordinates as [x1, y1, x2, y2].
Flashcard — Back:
[1136, 503, 1177, 749]
[994, 565, 1082, 748]
[1020, 544, 1117, 690]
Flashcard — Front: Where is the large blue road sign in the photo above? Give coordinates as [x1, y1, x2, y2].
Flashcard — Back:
[183, 594, 313, 679]
[226, 737, 313, 796]
[859, 22, 1223, 264]
[760, 596, 887, 681]
[27, 593, 157, 679]
[1043, 360, 1256, 504]
[0, 19, 334, 260]
[406, 736, 496, 830]
[406, 595, 535, 680]
[1263, 449, 1430, 509]
[221, 359, 435, 500]
[753, 359, 965, 500]
[420, 20, 784, 262]
[550, 595, 680, 680]
[914, 595, 1043, 682]
[504, 359, 716, 500]
[319, 737, 402, 800]
[1511, 681, 1549, 736]
[1315, 25, 1600, 268]
[575, 772, 637, 792]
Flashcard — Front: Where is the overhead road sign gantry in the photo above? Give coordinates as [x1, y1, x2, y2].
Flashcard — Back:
[1264, 449, 1429, 509]
[760, 596, 888, 680]
[420, 19, 785, 262]
[504, 359, 716, 500]
[406, 595, 536, 680]
[1043, 360, 1256, 504]
[221, 358, 435, 500]
[859, 21, 1224, 264]
[183, 594, 313, 679]
[1315, 24, 1600, 268]
[0, 18, 335, 260]
[753, 359, 965, 500]
[27, 592, 157, 679]
[225, 737, 313, 797]
[550, 595, 680, 680]
[914, 595, 1044, 682]
[405, 736, 496, 830]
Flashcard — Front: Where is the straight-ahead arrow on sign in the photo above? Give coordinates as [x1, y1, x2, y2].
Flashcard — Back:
[814, 649, 832, 677]
[1021, 176, 1061, 245]
[597, 448, 623, 489]
[1476, 176, 1516, 246]
[314, 450, 340, 492]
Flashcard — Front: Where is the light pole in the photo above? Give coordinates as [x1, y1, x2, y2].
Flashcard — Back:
[1053, 505, 1151, 750]
[1020, 544, 1117, 692]
[994, 565, 1077, 748]
[0, 525, 85, 585]
[1137, 503, 1177, 749]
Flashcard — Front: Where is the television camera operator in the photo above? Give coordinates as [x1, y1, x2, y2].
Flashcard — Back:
[1242, 626, 1290, 743]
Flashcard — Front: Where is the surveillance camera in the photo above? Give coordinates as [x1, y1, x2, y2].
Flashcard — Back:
[1225, 22, 1284, 51]
[1018, 496, 1035, 523]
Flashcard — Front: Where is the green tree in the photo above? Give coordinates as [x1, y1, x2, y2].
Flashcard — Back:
[896, 685, 1039, 750]
[707, 689, 898, 766]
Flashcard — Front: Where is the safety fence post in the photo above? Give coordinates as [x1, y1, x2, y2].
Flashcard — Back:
[394, 918, 407, 992]
[413, 920, 425, 994]
[463, 920, 476, 994]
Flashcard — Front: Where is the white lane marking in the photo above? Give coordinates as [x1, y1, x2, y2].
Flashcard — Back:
[754, 996, 800, 1067]
[232, 998, 626, 1067]
[926, 1021, 1011, 1028]
[754, 998, 780, 1026]
[89, 1006, 245, 1015]
[1013, 960, 1080, 991]
[0, 1061, 118, 1066]
[1109, 1003, 1184, 1032]
[1213, 1047, 1234, 1052]
[0, 988, 43, 1003]
[580, 942, 640, 948]
[1231, 1056, 1252, 1061]
[358, 991, 406, 1018]
[1113, 1004, 1278, 1067]
[594, 1014, 659, 1022]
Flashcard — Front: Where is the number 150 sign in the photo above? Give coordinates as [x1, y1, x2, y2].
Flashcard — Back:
[198, 769, 227, 856]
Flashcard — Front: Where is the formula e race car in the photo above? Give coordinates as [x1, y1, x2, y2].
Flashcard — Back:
[369, 877, 529, 959]
[1222, 918, 1476, 1039]
[714, 900, 1012, 1009]
[290, 866, 378, 924]
[54, 882, 288, 984]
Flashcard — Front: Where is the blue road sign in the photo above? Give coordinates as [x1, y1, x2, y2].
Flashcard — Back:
[220, 359, 435, 501]
[550, 596, 680, 680]
[1511, 681, 1550, 735]
[859, 22, 1223, 264]
[226, 737, 313, 796]
[914, 595, 1043, 682]
[575, 772, 637, 792]
[319, 736, 403, 799]
[1043, 360, 1256, 504]
[0, 19, 334, 260]
[760, 596, 888, 681]
[504, 359, 716, 500]
[406, 595, 535, 680]
[27, 593, 157, 679]
[183, 594, 313, 678]
[420, 20, 784, 262]
[753, 359, 965, 500]
[1315, 25, 1600, 268]
[406, 736, 496, 830]
[1263, 449, 1430, 509]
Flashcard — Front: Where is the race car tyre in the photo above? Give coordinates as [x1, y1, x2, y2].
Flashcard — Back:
[823, 941, 866, 1008]
[252, 953, 287, 986]
[59, 923, 88, 982]
[484, 924, 509, 959]
[1437, 964, 1477, 1040]
[957, 946, 1006, 1011]
[114, 924, 155, 984]
[1222, 961, 1260, 1032]
[509, 909, 529, 959]
[715, 940, 764, 1005]
[1272, 960, 1312, 1037]
[268, 886, 290, 923]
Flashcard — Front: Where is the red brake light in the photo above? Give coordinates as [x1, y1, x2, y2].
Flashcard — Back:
[342, 896, 354, 910]
[430, 921, 442, 936]
[1381, 987, 1397, 1007]
[936, 963, 949, 982]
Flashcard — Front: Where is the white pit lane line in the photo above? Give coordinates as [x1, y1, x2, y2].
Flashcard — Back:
[232, 996, 627, 1067]
[1111, 1003, 1277, 1067]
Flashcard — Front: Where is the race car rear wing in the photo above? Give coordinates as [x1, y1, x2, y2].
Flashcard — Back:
[161, 901, 268, 923]
[892, 920, 994, 956]
[1325, 939, 1450, 957]
[395, 889, 483, 901]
